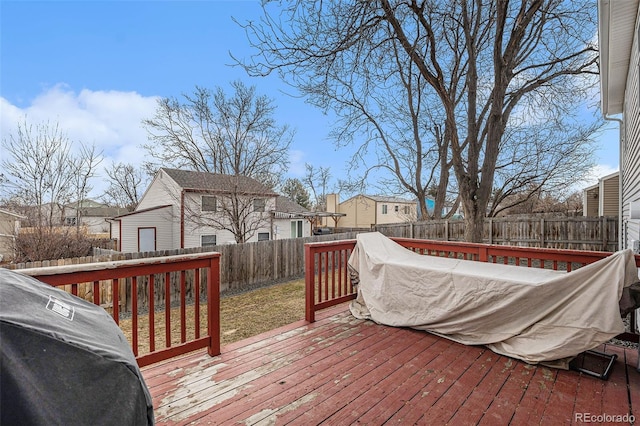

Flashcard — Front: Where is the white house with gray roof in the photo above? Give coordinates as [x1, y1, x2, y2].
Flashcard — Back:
[109, 168, 310, 253]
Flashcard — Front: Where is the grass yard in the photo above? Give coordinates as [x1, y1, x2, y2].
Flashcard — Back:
[118, 278, 306, 354]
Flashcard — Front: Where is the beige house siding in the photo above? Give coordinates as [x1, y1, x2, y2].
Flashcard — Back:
[601, 172, 620, 217]
[325, 194, 416, 228]
[583, 172, 619, 218]
[340, 196, 377, 228]
[583, 184, 599, 217]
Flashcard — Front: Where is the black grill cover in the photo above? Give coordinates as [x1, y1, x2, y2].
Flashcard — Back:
[0, 268, 154, 425]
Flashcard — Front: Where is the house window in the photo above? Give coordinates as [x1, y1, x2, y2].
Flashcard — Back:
[201, 235, 217, 247]
[64, 217, 77, 226]
[290, 220, 303, 238]
[404, 205, 410, 214]
[254, 198, 266, 212]
[382, 204, 388, 214]
[258, 232, 270, 241]
[202, 196, 217, 212]
[394, 205, 399, 212]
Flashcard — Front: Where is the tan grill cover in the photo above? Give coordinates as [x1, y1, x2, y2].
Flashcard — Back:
[349, 232, 638, 367]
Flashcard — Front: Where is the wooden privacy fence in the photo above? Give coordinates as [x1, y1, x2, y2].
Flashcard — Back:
[375, 216, 618, 251]
[6, 233, 360, 311]
[18, 252, 221, 367]
[5, 217, 618, 313]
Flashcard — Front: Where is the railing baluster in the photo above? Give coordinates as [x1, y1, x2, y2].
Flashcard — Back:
[112, 278, 119, 325]
[331, 251, 336, 300]
[149, 274, 155, 353]
[132, 276, 138, 356]
[93, 281, 100, 305]
[323, 252, 329, 302]
[195, 268, 201, 339]
[165, 272, 171, 347]
[180, 270, 186, 343]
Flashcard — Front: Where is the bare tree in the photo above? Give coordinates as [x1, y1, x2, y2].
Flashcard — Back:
[142, 80, 293, 188]
[1, 119, 101, 228]
[102, 162, 148, 211]
[1, 118, 102, 261]
[303, 164, 331, 211]
[237, 0, 601, 241]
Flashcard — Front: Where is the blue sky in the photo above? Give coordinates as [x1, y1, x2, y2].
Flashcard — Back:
[0, 0, 621, 199]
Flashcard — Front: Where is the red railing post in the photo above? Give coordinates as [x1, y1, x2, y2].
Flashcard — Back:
[305, 243, 315, 322]
[207, 255, 221, 357]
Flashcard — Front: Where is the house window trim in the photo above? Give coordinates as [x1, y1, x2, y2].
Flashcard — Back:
[253, 198, 266, 213]
[202, 195, 218, 212]
[201, 234, 217, 247]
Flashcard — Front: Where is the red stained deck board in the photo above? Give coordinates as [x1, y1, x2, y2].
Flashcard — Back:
[327, 333, 451, 424]
[352, 338, 457, 424]
[141, 305, 638, 425]
[509, 366, 557, 425]
[426, 350, 517, 425]
[282, 329, 444, 425]
[148, 315, 354, 403]
[188, 318, 394, 424]
[237, 326, 419, 425]
[539, 369, 581, 424]
[573, 370, 605, 419]
[448, 354, 533, 425]
[476, 359, 537, 425]
[626, 349, 639, 419]
[394, 344, 492, 425]
[153, 313, 377, 422]
[365, 339, 478, 425]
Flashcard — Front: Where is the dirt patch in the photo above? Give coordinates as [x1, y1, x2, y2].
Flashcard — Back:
[118, 279, 306, 354]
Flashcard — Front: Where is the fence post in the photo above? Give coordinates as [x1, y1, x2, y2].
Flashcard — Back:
[540, 218, 545, 248]
[602, 216, 608, 251]
[445, 220, 449, 241]
[488, 219, 493, 244]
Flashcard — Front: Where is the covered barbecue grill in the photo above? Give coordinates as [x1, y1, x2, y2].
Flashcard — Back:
[0, 268, 154, 425]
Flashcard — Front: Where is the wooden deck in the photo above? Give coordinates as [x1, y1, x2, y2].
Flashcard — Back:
[142, 304, 639, 425]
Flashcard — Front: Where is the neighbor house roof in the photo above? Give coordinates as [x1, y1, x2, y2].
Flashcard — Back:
[161, 168, 278, 197]
[598, 0, 639, 116]
[275, 196, 308, 214]
[343, 194, 415, 204]
[109, 205, 172, 220]
[0, 209, 26, 219]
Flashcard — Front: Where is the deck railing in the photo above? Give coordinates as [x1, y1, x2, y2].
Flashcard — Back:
[19, 252, 221, 367]
[305, 237, 640, 338]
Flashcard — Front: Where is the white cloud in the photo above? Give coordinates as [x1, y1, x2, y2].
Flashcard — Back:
[1, 85, 159, 196]
[584, 164, 619, 186]
[288, 149, 306, 177]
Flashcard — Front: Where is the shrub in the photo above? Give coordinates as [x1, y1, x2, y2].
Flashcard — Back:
[13, 228, 96, 263]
